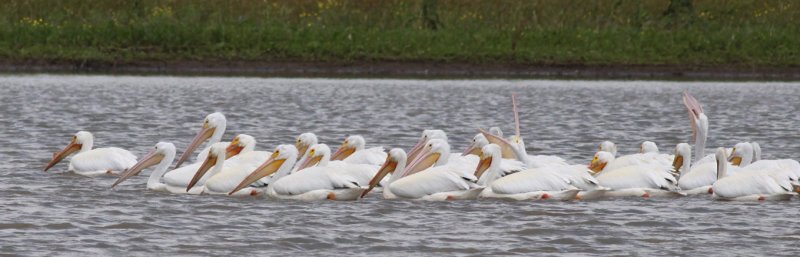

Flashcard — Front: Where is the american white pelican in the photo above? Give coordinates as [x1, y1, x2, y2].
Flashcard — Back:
[727, 142, 754, 167]
[729, 143, 800, 187]
[159, 113, 230, 193]
[330, 135, 386, 166]
[184, 142, 236, 194]
[111, 142, 176, 191]
[295, 132, 318, 160]
[161, 133, 247, 194]
[711, 148, 795, 200]
[387, 139, 482, 200]
[296, 144, 380, 189]
[593, 141, 673, 172]
[475, 144, 580, 201]
[673, 143, 716, 195]
[461, 137, 525, 185]
[200, 135, 273, 196]
[232, 145, 366, 201]
[477, 129, 565, 168]
[599, 141, 617, 156]
[407, 129, 448, 161]
[229, 145, 300, 196]
[472, 144, 512, 185]
[588, 151, 682, 198]
[173, 112, 227, 168]
[360, 148, 408, 199]
[683, 92, 710, 163]
[43, 131, 137, 176]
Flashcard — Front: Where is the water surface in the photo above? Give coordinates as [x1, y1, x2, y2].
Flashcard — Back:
[1, 75, 799, 256]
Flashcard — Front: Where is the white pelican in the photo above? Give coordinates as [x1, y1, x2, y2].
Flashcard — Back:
[184, 142, 238, 194]
[387, 139, 482, 200]
[673, 143, 716, 195]
[43, 131, 137, 176]
[593, 141, 673, 172]
[683, 92, 711, 163]
[295, 132, 318, 160]
[461, 137, 525, 185]
[588, 151, 682, 198]
[160, 113, 230, 193]
[290, 132, 319, 172]
[231, 145, 366, 201]
[407, 129, 448, 161]
[727, 142, 754, 167]
[360, 148, 408, 199]
[711, 148, 795, 200]
[599, 141, 617, 156]
[476, 144, 580, 201]
[173, 112, 227, 168]
[296, 144, 380, 188]
[111, 142, 176, 191]
[161, 133, 247, 194]
[200, 135, 273, 196]
[331, 135, 386, 166]
[478, 129, 566, 168]
[228, 144, 299, 196]
[729, 143, 800, 187]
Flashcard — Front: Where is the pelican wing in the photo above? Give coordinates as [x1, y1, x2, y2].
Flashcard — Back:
[69, 147, 137, 173]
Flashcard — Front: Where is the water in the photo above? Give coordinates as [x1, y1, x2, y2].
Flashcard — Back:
[1, 75, 799, 256]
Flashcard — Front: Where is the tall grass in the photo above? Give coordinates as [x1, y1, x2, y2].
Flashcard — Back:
[1, 0, 798, 66]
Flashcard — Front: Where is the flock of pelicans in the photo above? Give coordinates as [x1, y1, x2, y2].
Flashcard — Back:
[42, 92, 800, 201]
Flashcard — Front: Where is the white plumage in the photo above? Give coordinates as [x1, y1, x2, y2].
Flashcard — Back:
[387, 139, 481, 200]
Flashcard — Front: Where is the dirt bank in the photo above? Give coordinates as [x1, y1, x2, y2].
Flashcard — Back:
[1, 59, 798, 80]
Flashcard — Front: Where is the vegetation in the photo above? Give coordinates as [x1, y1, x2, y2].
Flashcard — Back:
[1, 0, 798, 67]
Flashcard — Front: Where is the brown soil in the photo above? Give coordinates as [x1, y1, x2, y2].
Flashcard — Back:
[1, 59, 798, 80]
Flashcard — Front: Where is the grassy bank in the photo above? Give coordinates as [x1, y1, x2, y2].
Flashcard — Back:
[2, 0, 799, 68]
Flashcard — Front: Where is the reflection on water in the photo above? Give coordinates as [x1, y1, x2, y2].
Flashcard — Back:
[1, 75, 799, 255]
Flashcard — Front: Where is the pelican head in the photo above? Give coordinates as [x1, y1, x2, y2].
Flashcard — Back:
[672, 143, 691, 175]
[112, 142, 176, 188]
[331, 135, 365, 161]
[474, 144, 501, 179]
[641, 141, 659, 154]
[408, 129, 447, 161]
[295, 132, 318, 159]
[297, 144, 331, 170]
[361, 148, 407, 198]
[588, 151, 614, 174]
[229, 144, 298, 195]
[186, 142, 228, 191]
[400, 139, 450, 177]
[728, 142, 753, 166]
[599, 141, 617, 156]
[462, 133, 489, 156]
[44, 131, 94, 171]
[489, 127, 503, 137]
[174, 112, 227, 168]
[226, 134, 255, 159]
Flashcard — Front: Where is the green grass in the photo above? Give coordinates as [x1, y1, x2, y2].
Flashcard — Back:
[1, 0, 799, 67]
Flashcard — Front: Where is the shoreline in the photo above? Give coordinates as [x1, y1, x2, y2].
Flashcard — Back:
[2, 59, 799, 80]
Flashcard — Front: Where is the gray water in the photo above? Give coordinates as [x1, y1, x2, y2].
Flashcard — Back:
[1, 75, 799, 256]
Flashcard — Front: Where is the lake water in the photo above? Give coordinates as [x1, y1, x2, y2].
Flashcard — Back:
[1, 75, 799, 256]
